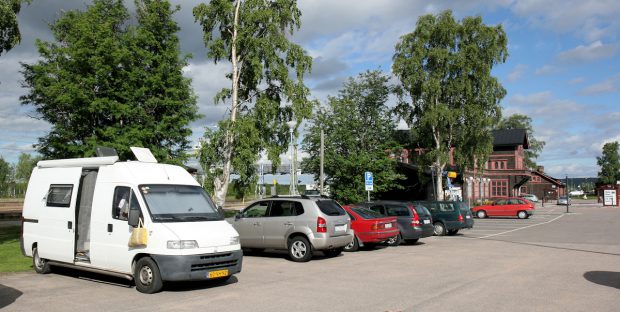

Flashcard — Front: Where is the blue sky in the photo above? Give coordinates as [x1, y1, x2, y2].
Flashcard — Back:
[1, 0, 619, 179]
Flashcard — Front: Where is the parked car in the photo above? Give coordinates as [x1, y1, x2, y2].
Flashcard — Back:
[412, 201, 465, 236]
[341, 205, 399, 252]
[520, 193, 539, 202]
[472, 197, 535, 219]
[557, 196, 571, 205]
[455, 202, 475, 229]
[232, 196, 353, 262]
[21, 147, 242, 294]
[356, 201, 433, 245]
[569, 190, 584, 196]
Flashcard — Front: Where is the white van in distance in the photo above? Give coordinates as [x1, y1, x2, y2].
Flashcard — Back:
[21, 147, 242, 293]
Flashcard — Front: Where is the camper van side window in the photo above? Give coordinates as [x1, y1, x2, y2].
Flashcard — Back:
[112, 187, 139, 221]
[46, 185, 73, 207]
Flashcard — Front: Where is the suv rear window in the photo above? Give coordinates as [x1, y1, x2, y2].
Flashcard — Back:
[413, 205, 431, 217]
[385, 204, 411, 217]
[315, 200, 346, 216]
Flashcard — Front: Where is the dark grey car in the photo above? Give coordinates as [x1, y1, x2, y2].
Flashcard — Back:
[358, 201, 434, 245]
[455, 202, 474, 229]
[412, 201, 466, 236]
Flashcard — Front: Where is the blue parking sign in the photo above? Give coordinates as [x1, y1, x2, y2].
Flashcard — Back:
[365, 172, 373, 191]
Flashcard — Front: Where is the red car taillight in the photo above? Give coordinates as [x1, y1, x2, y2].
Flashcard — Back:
[317, 217, 327, 233]
[371, 222, 379, 230]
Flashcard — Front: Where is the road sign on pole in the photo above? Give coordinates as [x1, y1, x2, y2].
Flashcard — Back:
[364, 172, 373, 191]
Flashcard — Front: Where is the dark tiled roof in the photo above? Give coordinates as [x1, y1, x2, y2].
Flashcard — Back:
[492, 129, 529, 149]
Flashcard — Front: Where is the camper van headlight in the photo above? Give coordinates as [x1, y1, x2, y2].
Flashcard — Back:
[230, 236, 239, 245]
[167, 240, 198, 249]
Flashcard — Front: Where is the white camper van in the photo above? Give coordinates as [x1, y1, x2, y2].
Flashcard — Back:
[21, 147, 242, 293]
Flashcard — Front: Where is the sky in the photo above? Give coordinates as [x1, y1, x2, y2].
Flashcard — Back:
[1, 0, 619, 179]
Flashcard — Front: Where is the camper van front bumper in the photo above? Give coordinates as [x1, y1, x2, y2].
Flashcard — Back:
[151, 250, 243, 282]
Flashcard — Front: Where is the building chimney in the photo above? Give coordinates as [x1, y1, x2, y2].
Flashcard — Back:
[537, 166, 544, 173]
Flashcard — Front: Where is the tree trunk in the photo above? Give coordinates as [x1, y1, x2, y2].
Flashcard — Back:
[213, 0, 242, 207]
[436, 157, 445, 201]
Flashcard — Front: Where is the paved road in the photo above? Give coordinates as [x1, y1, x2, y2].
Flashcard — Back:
[1, 204, 619, 312]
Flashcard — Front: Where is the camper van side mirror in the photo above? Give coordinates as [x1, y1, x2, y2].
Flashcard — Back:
[128, 209, 140, 227]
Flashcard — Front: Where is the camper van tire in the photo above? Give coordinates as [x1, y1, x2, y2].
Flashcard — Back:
[134, 257, 163, 294]
[32, 246, 51, 274]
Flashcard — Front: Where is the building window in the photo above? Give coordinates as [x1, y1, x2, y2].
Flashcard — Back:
[491, 160, 508, 170]
[531, 176, 541, 183]
[490, 179, 509, 197]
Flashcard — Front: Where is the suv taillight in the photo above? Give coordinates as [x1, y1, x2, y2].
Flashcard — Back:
[458, 214, 464, 222]
[317, 217, 327, 233]
[409, 205, 420, 227]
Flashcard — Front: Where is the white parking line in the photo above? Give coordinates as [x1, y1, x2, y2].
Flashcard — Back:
[477, 214, 565, 239]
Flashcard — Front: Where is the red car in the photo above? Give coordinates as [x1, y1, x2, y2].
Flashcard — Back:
[472, 197, 535, 219]
[342, 205, 399, 252]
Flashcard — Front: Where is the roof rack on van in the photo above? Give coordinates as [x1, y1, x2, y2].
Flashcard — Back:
[37, 156, 119, 169]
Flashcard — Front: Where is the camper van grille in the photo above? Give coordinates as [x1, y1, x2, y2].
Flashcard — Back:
[199, 253, 231, 261]
[190, 260, 238, 272]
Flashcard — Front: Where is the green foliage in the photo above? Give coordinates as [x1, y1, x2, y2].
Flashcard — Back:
[0, 0, 30, 55]
[0, 156, 11, 197]
[302, 71, 404, 204]
[0, 226, 31, 273]
[20, 0, 198, 164]
[194, 0, 313, 202]
[392, 10, 507, 180]
[14, 153, 40, 183]
[597, 141, 620, 185]
[496, 114, 545, 169]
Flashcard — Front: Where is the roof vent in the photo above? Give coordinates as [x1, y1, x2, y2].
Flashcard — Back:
[96, 146, 118, 157]
[130, 147, 158, 163]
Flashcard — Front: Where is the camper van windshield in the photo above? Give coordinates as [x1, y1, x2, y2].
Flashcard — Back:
[139, 185, 223, 222]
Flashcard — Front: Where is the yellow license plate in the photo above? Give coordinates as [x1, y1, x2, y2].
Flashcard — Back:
[208, 269, 229, 278]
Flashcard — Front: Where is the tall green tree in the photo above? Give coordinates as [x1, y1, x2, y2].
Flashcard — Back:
[21, 0, 198, 163]
[597, 141, 620, 185]
[496, 114, 546, 169]
[0, 0, 30, 55]
[0, 156, 10, 197]
[302, 71, 403, 203]
[392, 10, 507, 200]
[13, 152, 40, 183]
[194, 0, 313, 205]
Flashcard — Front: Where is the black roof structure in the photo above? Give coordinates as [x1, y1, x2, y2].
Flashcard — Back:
[492, 129, 529, 149]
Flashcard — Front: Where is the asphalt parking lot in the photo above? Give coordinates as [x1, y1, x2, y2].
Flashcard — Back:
[1, 203, 619, 312]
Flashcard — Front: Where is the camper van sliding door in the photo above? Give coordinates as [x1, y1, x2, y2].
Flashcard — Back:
[38, 167, 83, 263]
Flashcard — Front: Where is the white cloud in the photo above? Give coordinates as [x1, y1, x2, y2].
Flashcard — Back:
[579, 74, 620, 95]
[508, 64, 527, 82]
[568, 77, 585, 85]
[557, 41, 619, 64]
[510, 0, 620, 41]
[535, 65, 556, 75]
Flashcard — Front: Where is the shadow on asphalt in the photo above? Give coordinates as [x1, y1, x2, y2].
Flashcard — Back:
[242, 249, 344, 261]
[0, 284, 23, 309]
[165, 276, 239, 292]
[52, 266, 133, 288]
[583, 271, 620, 289]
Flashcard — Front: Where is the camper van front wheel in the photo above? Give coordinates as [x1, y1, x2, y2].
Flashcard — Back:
[33, 247, 51, 274]
[134, 257, 163, 294]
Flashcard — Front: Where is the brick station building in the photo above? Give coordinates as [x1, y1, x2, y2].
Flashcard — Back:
[463, 129, 565, 204]
[386, 129, 565, 203]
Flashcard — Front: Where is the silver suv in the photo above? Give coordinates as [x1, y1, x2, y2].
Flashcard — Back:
[232, 196, 353, 262]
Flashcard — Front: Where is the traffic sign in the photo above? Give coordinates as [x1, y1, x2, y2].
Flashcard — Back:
[365, 172, 373, 191]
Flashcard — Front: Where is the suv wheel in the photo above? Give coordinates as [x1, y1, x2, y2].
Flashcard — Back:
[433, 222, 446, 236]
[288, 236, 313, 262]
[517, 211, 529, 219]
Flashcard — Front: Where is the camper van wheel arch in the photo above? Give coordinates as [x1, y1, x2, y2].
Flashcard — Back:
[32, 245, 51, 274]
[133, 256, 163, 294]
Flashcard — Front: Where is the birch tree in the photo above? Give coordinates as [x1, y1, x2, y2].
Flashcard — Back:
[393, 10, 507, 200]
[194, 0, 312, 206]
